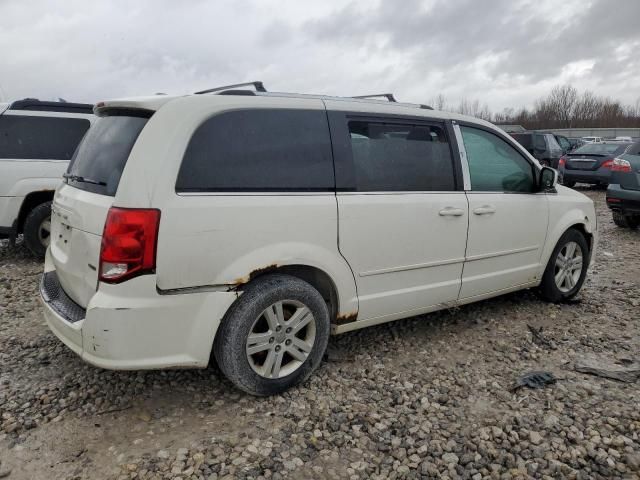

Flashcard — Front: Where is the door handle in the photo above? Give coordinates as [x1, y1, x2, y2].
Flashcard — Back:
[439, 207, 465, 217]
[473, 205, 496, 215]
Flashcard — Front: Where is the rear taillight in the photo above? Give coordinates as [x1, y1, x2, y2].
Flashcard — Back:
[558, 156, 566, 168]
[601, 158, 614, 169]
[610, 157, 632, 172]
[99, 207, 161, 283]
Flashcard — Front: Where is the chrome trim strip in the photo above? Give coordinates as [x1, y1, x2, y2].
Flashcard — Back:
[359, 257, 465, 277]
[465, 245, 539, 262]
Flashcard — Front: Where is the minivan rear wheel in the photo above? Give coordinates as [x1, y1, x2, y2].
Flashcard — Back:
[213, 274, 330, 396]
[23, 201, 52, 258]
[539, 229, 589, 302]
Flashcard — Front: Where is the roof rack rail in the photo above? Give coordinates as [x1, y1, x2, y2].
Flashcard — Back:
[194, 81, 267, 95]
[352, 93, 397, 102]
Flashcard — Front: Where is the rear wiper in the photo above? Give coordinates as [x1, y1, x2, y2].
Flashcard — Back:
[63, 173, 107, 186]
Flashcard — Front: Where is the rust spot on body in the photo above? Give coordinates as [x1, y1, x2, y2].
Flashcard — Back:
[335, 312, 358, 325]
[232, 264, 279, 286]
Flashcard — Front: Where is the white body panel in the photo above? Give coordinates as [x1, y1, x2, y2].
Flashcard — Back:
[337, 192, 468, 321]
[50, 185, 113, 306]
[40, 92, 598, 369]
[460, 192, 549, 298]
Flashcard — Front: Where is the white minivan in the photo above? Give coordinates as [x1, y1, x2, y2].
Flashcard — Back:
[40, 83, 597, 395]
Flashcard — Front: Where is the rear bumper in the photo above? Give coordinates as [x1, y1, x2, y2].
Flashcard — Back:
[561, 168, 611, 185]
[606, 184, 640, 215]
[40, 249, 239, 370]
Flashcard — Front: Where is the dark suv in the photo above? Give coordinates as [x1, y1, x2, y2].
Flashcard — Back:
[511, 132, 563, 168]
[606, 141, 640, 228]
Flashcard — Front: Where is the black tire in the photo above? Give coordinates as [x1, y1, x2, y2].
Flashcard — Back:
[213, 274, 330, 396]
[612, 211, 639, 229]
[539, 229, 590, 303]
[23, 201, 52, 258]
[562, 180, 576, 188]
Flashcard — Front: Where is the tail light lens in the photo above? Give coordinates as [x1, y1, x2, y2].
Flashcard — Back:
[99, 207, 161, 283]
[558, 156, 566, 168]
[601, 158, 615, 169]
[610, 158, 632, 172]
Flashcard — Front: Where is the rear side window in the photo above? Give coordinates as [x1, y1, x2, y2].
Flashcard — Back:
[176, 109, 334, 192]
[511, 133, 532, 150]
[0, 114, 89, 160]
[347, 121, 455, 191]
[67, 113, 149, 196]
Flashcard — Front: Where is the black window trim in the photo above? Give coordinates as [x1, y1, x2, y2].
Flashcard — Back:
[175, 107, 337, 194]
[456, 120, 542, 194]
[327, 111, 464, 192]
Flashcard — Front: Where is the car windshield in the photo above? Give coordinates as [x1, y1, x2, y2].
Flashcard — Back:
[571, 144, 627, 155]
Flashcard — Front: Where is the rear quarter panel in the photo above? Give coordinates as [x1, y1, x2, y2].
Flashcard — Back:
[116, 95, 359, 318]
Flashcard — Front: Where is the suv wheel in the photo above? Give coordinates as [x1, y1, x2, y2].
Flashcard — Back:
[539, 229, 589, 302]
[214, 274, 330, 396]
[23, 201, 53, 258]
[562, 180, 576, 188]
[612, 211, 639, 229]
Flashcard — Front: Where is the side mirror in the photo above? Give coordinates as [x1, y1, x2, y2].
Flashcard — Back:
[539, 166, 557, 191]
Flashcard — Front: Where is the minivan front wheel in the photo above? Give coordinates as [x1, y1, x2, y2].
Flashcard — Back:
[214, 274, 330, 396]
[23, 201, 52, 258]
[539, 229, 589, 302]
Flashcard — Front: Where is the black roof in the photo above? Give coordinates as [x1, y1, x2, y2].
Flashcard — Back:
[9, 98, 94, 114]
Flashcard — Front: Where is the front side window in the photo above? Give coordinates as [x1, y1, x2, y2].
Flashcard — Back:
[0, 114, 90, 160]
[176, 109, 334, 192]
[460, 126, 535, 193]
[347, 121, 455, 191]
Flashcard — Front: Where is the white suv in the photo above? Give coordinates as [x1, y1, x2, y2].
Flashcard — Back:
[40, 83, 597, 395]
[0, 99, 94, 256]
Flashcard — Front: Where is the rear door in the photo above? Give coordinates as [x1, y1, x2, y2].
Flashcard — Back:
[50, 111, 150, 307]
[327, 108, 468, 322]
[456, 123, 548, 299]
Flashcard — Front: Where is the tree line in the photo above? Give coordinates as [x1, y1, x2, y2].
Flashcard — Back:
[430, 85, 640, 129]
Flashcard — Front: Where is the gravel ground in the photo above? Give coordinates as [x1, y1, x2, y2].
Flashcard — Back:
[1, 189, 639, 480]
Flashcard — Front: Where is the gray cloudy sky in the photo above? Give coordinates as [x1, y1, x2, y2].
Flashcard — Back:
[1, 0, 639, 111]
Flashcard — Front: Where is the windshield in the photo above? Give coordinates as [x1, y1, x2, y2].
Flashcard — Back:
[66, 113, 149, 196]
[572, 143, 627, 155]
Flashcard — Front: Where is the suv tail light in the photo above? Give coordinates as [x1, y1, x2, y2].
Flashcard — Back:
[99, 207, 161, 283]
[610, 157, 632, 172]
[558, 156, 566, 168]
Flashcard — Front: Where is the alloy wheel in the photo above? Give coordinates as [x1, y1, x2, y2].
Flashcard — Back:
[245, 300, 316, 379]
[554, 241, 583, 293]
